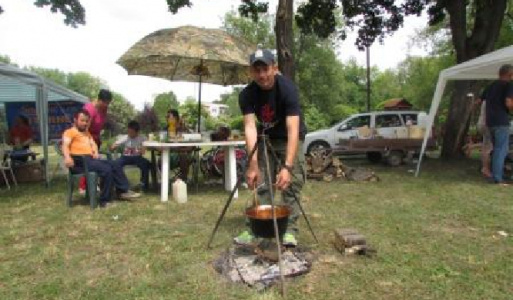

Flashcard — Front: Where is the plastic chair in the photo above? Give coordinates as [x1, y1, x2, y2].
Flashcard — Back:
[156, 147, 200, 183]
[49, 140, 68, 182]
[0, 145, 18, 190]
[52, 139, 111, 182]
[66, 155, 100, 209]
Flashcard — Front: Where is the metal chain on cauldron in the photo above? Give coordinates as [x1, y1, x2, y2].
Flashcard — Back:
[244, 182, 265, 212]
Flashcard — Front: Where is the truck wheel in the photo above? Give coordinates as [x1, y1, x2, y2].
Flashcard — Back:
[366, 152, 382, 163]
[307, 141, 331, 155]
[386, 151, 404, 166]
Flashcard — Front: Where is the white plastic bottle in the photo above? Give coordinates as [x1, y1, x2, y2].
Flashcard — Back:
[172, 178, 187, 204]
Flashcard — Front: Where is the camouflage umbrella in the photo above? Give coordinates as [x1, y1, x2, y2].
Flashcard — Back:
[117, 25, 255, 132]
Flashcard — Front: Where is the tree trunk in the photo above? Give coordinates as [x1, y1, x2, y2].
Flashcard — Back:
[441, 81, 479, 158]
[275, 0, 295, 81]
[441, 0, 507, 158]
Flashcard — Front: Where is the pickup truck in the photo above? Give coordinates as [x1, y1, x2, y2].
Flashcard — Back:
[335, 137, 437, 166]
[303, 110, 435, 165]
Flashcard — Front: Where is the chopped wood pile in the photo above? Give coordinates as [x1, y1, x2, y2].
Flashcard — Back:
[305, 149, 379, 182]
[333, 228, 377, 256]
[333, 228, 369, 255]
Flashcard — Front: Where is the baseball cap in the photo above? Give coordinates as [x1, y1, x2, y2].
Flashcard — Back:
[249, 49, 275, 66]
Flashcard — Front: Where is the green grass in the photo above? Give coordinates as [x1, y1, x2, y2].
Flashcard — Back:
[0, 155, 512, 300]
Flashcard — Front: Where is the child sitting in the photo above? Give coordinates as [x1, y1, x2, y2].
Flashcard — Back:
[110, 120, 151, 191]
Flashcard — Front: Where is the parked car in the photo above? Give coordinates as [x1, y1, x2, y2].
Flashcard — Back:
[303, 110, 429, 155]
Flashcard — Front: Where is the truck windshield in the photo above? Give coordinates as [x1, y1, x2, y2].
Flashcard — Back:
[340, 115, 371, 131]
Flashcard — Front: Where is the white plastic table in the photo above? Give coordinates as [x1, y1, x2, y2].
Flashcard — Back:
[143, 140, 246, 202]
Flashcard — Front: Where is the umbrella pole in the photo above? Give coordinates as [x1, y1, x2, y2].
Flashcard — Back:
[197, 61, 203, 133]
[191, 75, 202, 193]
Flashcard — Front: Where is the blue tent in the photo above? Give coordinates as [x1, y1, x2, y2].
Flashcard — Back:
[0, 63, 88, 186]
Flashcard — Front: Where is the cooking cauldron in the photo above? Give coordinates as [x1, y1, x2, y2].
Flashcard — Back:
[245, 205, 291, 238]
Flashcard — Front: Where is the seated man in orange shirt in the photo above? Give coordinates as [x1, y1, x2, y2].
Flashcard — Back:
[8, 115, 34, 162]
[62, 110, 140, 207]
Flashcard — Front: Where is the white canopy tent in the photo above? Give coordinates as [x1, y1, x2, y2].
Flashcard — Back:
[0, 63, 88, 186]
[415, 45, 513, 176]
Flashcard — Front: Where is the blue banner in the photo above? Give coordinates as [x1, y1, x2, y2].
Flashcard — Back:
[5, 101, 84, 142]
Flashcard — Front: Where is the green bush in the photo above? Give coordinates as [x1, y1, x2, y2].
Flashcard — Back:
[304, 105, 329, 131]
[229, 115, 244, 131]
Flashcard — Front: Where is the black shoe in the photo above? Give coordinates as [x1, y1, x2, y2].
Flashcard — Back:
[99, 201, 112, 208]
[119, 190, 141, 199]
[490, 179, 513, 185]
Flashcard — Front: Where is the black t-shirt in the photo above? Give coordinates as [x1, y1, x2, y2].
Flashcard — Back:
[239, 75, 307, 140]
[483, 80, 513, 127]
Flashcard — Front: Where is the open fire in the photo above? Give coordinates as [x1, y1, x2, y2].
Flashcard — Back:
[213, 240, 313, 290]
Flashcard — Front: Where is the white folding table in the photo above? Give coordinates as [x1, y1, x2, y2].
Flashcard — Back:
[143, 140, 246, 202]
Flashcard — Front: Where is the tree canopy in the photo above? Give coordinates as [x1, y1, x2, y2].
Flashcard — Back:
[0, 54, 13, 64]
[0, 0, 85, 27]
[106, 92, 137, 136]
[297, 0, 508, 59]
[295, 0, 511, 156]
[14, 61, 137, 136]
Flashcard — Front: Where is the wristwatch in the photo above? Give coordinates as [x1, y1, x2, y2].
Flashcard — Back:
[282, 164, 294, 173]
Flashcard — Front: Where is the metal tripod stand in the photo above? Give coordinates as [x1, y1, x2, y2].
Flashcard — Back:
[206, 133, 319, 295]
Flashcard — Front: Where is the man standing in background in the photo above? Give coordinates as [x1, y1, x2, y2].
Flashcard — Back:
[484, 64, 513, 184]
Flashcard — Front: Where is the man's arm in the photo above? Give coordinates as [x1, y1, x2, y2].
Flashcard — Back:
[506, 97, 513, 111]
[62, 136, 74, 168]
[275, 80, 302, 190]
[22, 138, 33, 147]
[284, 116, 300, 167]
[109, 142, 119, 151]
[504, 83, 513, 111]
[140, 136, 147, 155]
[109, 135, 127, 151]
[243, 114, 260, 188]
[91, 137, 99, 159]
[275, 115, 299, 191]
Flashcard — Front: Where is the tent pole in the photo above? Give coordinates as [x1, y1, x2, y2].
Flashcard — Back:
[43, 89, 49, 187]
[36, 85, 49, 187]
[415, 77, 447, 177]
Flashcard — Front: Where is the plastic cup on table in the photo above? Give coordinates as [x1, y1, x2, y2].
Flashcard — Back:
[231, 129, 241, 140]
[159, 131, 167, 142]
[202, 131, 211, 142]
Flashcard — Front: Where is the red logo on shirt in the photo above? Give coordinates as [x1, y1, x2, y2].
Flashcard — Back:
[261, 104, 274, 123]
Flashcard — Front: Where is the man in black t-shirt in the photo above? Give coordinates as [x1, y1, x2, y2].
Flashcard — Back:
[236, 48, 307, 246]
[483, 64, 513, 183]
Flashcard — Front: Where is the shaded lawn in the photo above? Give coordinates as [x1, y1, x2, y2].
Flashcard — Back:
[0, 157, 512, 300]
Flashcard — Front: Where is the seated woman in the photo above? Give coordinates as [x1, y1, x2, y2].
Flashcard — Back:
[8, 115, 33, 162]
[161, 109, 194, 181]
